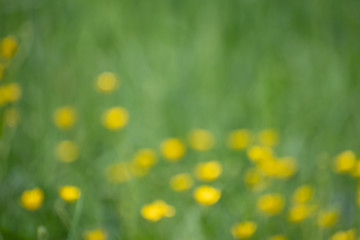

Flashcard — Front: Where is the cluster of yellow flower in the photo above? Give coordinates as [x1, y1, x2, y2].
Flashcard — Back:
[0, 35, 21, 128]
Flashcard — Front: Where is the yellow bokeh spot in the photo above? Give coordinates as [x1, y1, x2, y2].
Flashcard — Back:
[257, 193, 285, 216]
[334, 150, 356, 173]
[317, 210, 338, 228]
[227, 129, 251, 150]
[244, 168, 266, 191]
[258, 129, 279, 147]
[351, 161, 360, 177]
[102, 107, 129, 130]
[96, 72, 118, 93]
[247, 145, 273, 163]
[269, 235, 287, 240]
[4, 107, 20, 128]
[274, 157, 297, 179]
[193, 185, 221, 206]
[84, 229, 107, 240]
[330, 229, 355, 240]
[106, 162, 132, 184]
[55, 140, 79, 163]
[1, 35, 18, 59]
[0, 83, 22, 106]
[59, 185, 81, 202]
[20, 188, 44, 211]
[133, 149, 157, 169]
[195, 160, 222, 182]
[160, 138, 185, 161]
[288, 204, 311, 223]
[53, 106, 77, 130]
[188, 129, 215, 151]
[292, 185, 313, 204]
[231, 221, 257, 239]
[169, 173, 194, 191]
[141, 200, 175, 222]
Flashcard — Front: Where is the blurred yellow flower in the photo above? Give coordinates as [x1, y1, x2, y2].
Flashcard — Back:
[84, 229, 107, 240]
[169, 173, 194, 191]
[351, 161, 360, 177]
[102, 106, 129, 130]
[292, 185, 313, 204]
[244, 168, 266, 191]
[1, 35, 18, 59]
[195, 160, 222, 182]
[334, 150, 356, 173]
[330, 229, 355, 240]
[160, 138, 185, 161]
[227, 129, 251, 150]
[133, 149, 157, 169]
[258, 129, 278, 147]
[188, 129, 215, 151]
[4, 107, 20, 128]
[193, 185, 221, 206]
[269, 235, 287, 240]
[55, 140, 79, 163]
[141, 200, 175, 222]
[0, 83, 22, 106]
[96, 72, 118, 93]
[59, 185, 81, 202]
[20, 188, 44, 211]
[106, 162, 132, 184]
[53, 106, 77, 130]
[257, 193, 284, 216]
[317, 210, 338, 228]
[274, 157, 297, 179]
[247, 145, 273, 163]
[0, 63, 4, 80]
[288, 204, 311, 223]
[231, 221, 257, 239]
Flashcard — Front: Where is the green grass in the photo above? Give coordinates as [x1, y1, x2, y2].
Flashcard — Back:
[1, 0, 360, 239]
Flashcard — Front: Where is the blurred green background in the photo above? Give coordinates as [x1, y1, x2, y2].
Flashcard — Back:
[1, 0, 360, 239]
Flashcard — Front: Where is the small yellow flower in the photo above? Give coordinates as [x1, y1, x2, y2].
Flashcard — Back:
[55, 140, 79, 163]
[257, 193, 285, 216]
[106, 162, 132, 184]
[53, 106, 76, 130]
[247, 145, 273, 163]
[169, 173, 194, 191]
[1, 35, 18, 59]
[292, 185, 313, 204]
[0, 63, 4, 80]
[0, 83, 22, 103]
[231, 221, 257, 239]
[334, 151, 356, 173]
[133, 149, 157, 169]
[188, 129, 215, 151]
[4, 107, 20, 127]
[274, 157, 297, 179]
[227, 129, 251, 150]
[195, 161, 222, 182]
[160, 138, 185, 161]
[288, 204, 311, 223]
[84, 229, 107, 240]
[258, 129, 279, 147]
[102, 107, 129, 130]
[193, 185, 221, 206]
[330, 229, 355, 240]
[20, 188, 44, 211]
[269, 235, 287, 240]
[96, 72, 118, 93]
[59, 185, 81, 202]
[244, 168, 266, 191]
[317, 210, 338, 228]
[141, 200, 175, 222]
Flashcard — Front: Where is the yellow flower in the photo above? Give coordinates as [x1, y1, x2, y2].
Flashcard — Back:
[0, 63, 4, 80]
[4, 107, 20, 128]
[247, 145, 273, 163]
[106, 162, 132, 184]
[244, 168, 266, 191]
[53, 106, 76, 130]
[133, 149, 157, 169]
[231, 221, 257, 239]
[1, 35, 18, 59]
[141, 200, 175, 222]
[160, 138, 185, 161]
[55, 140, 79, 163]
[0, 83, 22, 104]
[317, 210, 338, 228]
[188, 129, 215, 151]
[257, 193, 285, 216]
[84, 229, 107, 240]
[20, 188, 44, 211]
[96, 72, 118, 93]
[274, 157, 297, 179]
[195, 160, 222, 182]
[227, 129, 251, 150]
[258, 129, 279, 147]
[59, 185, 81, 202]
[288, 204, 311, 223]
[330, 229, 356, 240]
[169, 173, 194, 191]
[102, 107, 129, 130]
[292, 185, 313, 204]
[269, 235, 287, 240]
[193, 185, 221, 206]
[334, 151, 356, 173]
